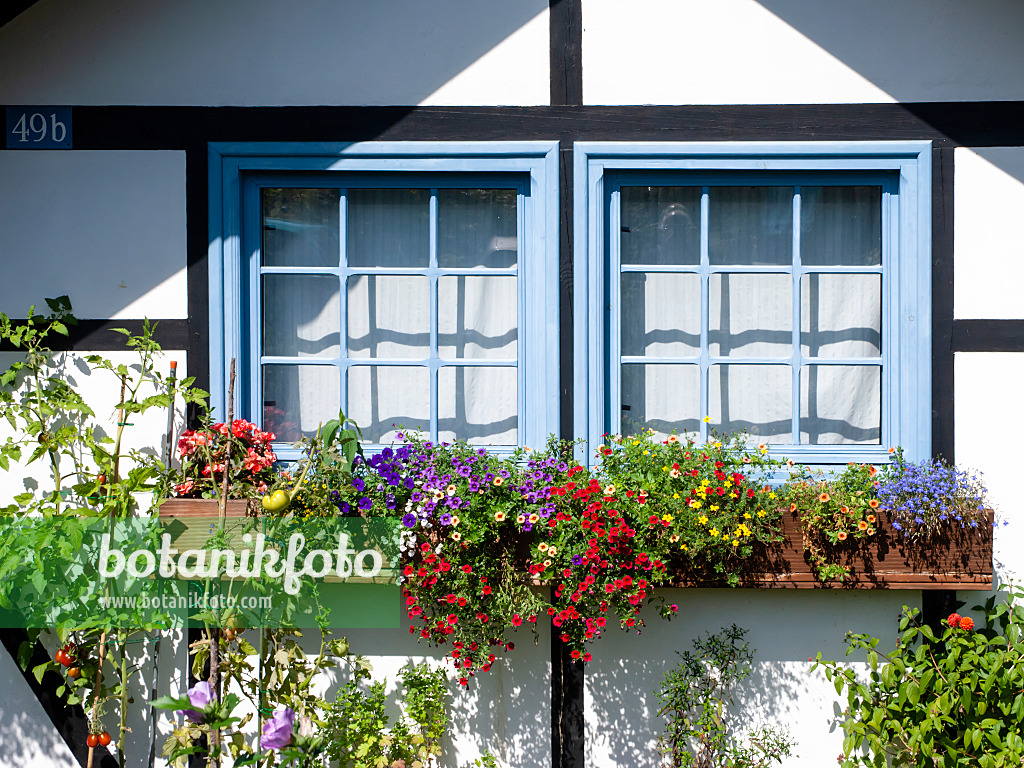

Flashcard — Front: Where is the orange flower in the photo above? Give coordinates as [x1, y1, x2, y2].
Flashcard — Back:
[868, 499, 880, 509]
[867, 527, 876, 536]
[790, 503, 797, 512]
[840, 506, 850, 515]
[868, 465, 878, 477]
[858, 520, 868, 530]
[837, 531, 848, 541]
[867, 514, 876, 524]
[888, 447, 896, 454]
[819, 492, 830, 503]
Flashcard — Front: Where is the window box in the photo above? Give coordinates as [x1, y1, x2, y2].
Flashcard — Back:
[157, 498, 992, 590]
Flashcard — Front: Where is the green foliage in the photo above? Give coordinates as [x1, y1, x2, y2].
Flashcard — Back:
[655, 624, 795, 768]
[814, 588, 1024, 768]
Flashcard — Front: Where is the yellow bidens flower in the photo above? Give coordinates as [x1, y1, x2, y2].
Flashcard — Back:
[698, 515, 709, 525]
[708, 527, 719, 537]
[662, 514, 673, 523]
[689, 499, 702, 509]
[703, 415, 712, 423]
[743, 512, 752, 519]
[757, 509, 766, 517]
[732, 539, 740, 547]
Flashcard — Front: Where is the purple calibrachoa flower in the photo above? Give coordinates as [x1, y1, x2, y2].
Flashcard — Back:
[402, 513, 417, 528]
[262, 707, 295, 750]
[175, 681, 215, 723]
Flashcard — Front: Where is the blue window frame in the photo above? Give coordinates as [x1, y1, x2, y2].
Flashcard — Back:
[573, 142, 932, 466]
[209, 142, 560, 458]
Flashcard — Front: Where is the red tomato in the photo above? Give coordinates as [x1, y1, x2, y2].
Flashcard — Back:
[98, 732, 112, 747]
[86, 734, 99, 748]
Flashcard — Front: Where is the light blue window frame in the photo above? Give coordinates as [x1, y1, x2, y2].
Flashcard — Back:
[573, 141, 932, 466]
[209, 142, 561, 459]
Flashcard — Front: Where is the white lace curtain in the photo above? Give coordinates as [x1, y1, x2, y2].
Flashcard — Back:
[619, 185, 882, 445]
[261, 187, 518, 445]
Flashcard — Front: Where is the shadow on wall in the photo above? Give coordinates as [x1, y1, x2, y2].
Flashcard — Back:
[584, 588, 914, 768]
[761, 0, 1024, 104]
[0, 649, 78, 768]
[0, 0, 549, 106]
[278, 615, 551, 768]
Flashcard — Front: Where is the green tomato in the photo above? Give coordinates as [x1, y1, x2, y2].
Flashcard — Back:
[261, 489, 290, 512]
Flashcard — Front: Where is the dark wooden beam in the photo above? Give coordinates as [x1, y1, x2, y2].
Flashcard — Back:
[0, 319, 190, 352]
[952, 320, 1024, 352]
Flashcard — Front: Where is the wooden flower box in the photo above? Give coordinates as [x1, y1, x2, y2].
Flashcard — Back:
[699, 510, 994, 590]
[158, 499, 993, 590]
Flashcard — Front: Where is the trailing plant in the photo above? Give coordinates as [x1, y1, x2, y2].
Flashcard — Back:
[813, 587, 1024, 768]
[526, 439, 675, 660]
[876, 447, 988, 539]
[785, 462, 881, 582]
[376, 434, 545, 685]
[655, 624, 795, 768]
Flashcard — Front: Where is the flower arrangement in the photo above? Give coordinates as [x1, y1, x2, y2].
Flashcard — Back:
[366, 434, 546, 685]
[597, 431, 786, 585]
[173, 419, 278, 498]
[785, 462, 881, 582]
[876, 448, 988, 539]
[527, 446, 673, 660]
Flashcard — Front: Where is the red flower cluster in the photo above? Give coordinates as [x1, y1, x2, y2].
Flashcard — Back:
[402, 542, 529, 683]
[947, 613, 975, 631]
[533, 469, 670, 659]
[174, 419, 277, 497]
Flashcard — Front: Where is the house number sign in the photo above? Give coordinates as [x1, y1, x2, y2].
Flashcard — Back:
[6, 106, 72, 149]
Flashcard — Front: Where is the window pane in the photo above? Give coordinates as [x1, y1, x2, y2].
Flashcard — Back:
[800, 365, 881, 444]
[263, 365, 339, 442]
[438, 366, 517, 444]
[710, 273, 792, 358]
[262, 188, 340, 268]
[438, 275, 517, 359]
[263, 275, 340, 358]
[620, 186, 700, 265]
[621, 273, 700, 357]
[347, 366, 430, 444]
[437, 189, 517, 268]
[709, 186, 792, 265]
[347, 189, 429, 267]
[801, 274, 882, 358]
[709, 364, 792, 443]
[620, 364, 699, 438]
[347, 275, 430, 359]
[801, 186, 881, 266]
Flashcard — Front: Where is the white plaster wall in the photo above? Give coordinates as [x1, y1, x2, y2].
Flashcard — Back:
[0, 151, 187, 320]
[582, 0, 1024, 105]
[955, 353, 1024, 586]
[954, 148, 1024, 320]
[0, 0, 549, 107]
[585, 589, 917, 768]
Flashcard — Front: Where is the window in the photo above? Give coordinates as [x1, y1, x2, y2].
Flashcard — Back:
[574, 142, 931, 465]
[209, 142, 560, 457]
